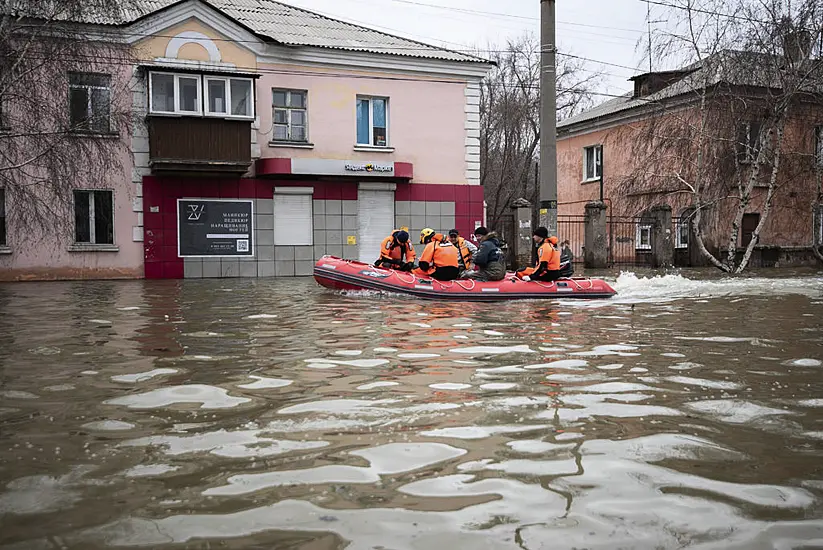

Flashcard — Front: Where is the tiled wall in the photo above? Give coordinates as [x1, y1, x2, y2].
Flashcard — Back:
[143, 177, 484, 279]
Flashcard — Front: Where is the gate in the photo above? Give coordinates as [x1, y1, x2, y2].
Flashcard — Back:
[557, 215, 585, 264]
[608, 216, 653, 267]
[496, 212, 517, 269]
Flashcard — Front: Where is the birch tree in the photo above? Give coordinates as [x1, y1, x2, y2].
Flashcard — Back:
[624, 0, 823, 272]
[0, 0, 135, 240]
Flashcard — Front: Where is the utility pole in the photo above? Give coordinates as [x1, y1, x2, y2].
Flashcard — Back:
[539, 0, 558, 237]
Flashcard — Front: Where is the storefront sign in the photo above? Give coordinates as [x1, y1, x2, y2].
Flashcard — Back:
[344, 163, 393, 173]
[178, 199, 254, 257]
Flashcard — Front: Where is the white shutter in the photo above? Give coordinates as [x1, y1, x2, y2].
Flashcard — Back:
[358, 189, 395, 263]
[274, 191, 313, 246]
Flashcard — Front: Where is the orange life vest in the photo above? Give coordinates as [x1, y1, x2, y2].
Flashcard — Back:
[454, 236, 473, 270]
[379, 231, 416, 263]
[537, 241, 560, 271]
[417, 237, 459, 274]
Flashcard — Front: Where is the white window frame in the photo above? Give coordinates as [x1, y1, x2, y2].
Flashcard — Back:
[149, 72, 202, 115]
[0, 187, 6, 247]
[356, 96, 390, 147]
[68, 72, 112, 133]
[817, 205, 823, 245]
[203, 76, 254, 119]
[73, 189, 115, 245]
[739, 121, 765, 164]
[272, 89, 308, 142]
[583, 144, 602, 182]
[675, 219, 689, 249]
[636, 223, 652, 250]
[273, 187, 314, 246]
[815, 126, 823, 167]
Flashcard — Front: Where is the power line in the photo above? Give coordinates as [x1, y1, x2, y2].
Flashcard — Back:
[638, 0, 770, 24]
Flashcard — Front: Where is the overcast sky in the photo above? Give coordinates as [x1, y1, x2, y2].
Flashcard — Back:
[277, 0, 660, 98]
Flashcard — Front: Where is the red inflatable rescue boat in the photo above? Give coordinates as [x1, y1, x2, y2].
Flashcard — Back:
[313, 256, 616, 301]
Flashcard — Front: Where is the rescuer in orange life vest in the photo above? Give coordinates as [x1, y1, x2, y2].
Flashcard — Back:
[412, 228, 460, 281]
[375, 229, 416, 271]
[516, 226, 562, 282]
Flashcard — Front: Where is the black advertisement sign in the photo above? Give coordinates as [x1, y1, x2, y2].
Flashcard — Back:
[178, 199, 254, 257]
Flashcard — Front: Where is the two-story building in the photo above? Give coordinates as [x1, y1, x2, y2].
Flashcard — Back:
[557, 51, 823, 268]
[0, 0, 492, 280]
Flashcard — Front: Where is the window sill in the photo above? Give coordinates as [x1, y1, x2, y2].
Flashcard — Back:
[68, 244, 120, 253]
[354, 145, 395, 153]
[269, 141, 315, 149]
[635, 247, 652, 252]
[67, 130, 120, 139]
[581, 178, 601, 184]
[0, 246, 11, 255]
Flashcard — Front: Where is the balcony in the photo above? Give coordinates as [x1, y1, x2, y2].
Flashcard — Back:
[147, 117, 252, 176]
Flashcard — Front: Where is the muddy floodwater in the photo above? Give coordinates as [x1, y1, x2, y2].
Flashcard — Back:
[1, 271, 823, 549]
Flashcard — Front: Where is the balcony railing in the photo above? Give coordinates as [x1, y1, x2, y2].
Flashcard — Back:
[147, 116, 252, 175]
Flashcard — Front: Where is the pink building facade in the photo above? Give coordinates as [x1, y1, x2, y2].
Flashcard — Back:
[1, 0, 491, 280]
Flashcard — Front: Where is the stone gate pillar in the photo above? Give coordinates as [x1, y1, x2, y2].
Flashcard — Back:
[511, 198, 532, 270]
[650, 205, 673, 268]
[584, 201, 608, 268]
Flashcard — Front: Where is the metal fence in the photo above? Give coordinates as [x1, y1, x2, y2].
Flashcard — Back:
[608, 216, 653, 267]
[557, 215, 585, 264]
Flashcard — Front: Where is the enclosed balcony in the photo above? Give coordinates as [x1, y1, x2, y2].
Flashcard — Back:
[147, 116, 252, 175]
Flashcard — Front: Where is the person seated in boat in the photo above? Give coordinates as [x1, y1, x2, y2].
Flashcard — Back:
[375, 229, 415, 271]
[462, 226, 506, 281]
[559, 239, 574, 278]
[516, 227, 562, 282]
[447, 228, 477, 274]
[412, 228, 460, 281]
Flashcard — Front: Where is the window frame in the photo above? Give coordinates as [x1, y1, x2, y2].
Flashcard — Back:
[73, 189, 115, 246]
[272, 89, 309, 142]
[0, 187, 6, 247]
[636, 223, 652, 250]
[675, 220, 689, 249]
[203, 76, 254, 119]
[68, 72, 112, 134]
[356, 95, 390, 147]
[583, 144, 603, 182]
[815, 126, 823, 168]
[816, 205, 823, 246]
[739, 121, 764, 164]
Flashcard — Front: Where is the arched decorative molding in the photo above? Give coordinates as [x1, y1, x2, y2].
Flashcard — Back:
[165, 31, 221, 62]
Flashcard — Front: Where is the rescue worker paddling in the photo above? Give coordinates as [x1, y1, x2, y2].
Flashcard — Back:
[516, 226, 562, 282]
[412, 228, 460, 281]
[374, 229, 415, 271]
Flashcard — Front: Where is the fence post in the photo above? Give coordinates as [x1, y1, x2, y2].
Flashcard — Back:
[584, 201, 608, 268]
[650, 205, 673, 267]
[511, 198, 533, 270]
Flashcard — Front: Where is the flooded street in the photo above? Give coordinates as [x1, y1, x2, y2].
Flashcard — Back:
[1, 271, 823, 549]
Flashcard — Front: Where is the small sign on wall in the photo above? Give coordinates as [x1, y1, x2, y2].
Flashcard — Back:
[347, 236, 357, 245]
[178, 199, 254, 258]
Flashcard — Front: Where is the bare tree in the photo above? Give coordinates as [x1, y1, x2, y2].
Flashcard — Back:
[480, 36, 597, 232]
[623, 0, 823, 272]
[0, 0, 135, 244]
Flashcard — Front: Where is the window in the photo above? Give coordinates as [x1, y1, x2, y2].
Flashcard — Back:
[636, 223, 652, 250]
[272, 89, 308, 142]
[149, 72, 202, 115]
[675, 220, 689, 248]
[817, 205, 823, 245]
[69, 73, 111, 133]
[738, 121, 763, 163]
[273, 188, 313, 246]
[150, 72, 254, 118]
[356, 96, 388, 147]
[815, 127, 823, 167]
[0, 188, 6, 246]
[583, 145, 602, 181]
[205, 77, 253, 118]
[741, 212, 760, 247]
[74, 190, 113, 245]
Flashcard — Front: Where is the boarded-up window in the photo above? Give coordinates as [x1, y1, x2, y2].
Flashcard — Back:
[741, 213, 760, 247]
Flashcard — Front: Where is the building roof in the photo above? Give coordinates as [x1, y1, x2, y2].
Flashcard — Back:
[558, 50, 815, 132]
[88, 0, 486, 63]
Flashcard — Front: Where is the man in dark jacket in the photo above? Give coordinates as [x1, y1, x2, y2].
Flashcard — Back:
[463, 226, 506, 281]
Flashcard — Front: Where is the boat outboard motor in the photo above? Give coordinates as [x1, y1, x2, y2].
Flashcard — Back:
[558, 250, 574, 278]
